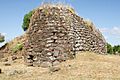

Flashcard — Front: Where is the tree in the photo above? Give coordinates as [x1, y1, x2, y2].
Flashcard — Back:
[22, 10, 34, 31]
[107, 43, 113, 54]
[0, 33, 5, 43]
[113, 45, 120, 54]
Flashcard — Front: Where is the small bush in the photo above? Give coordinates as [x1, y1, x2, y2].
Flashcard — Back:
[0, 34, 5, 42]
[12, 43, 23, 53]
[107, 43, 113, 54]
[113, 45, 120, 54]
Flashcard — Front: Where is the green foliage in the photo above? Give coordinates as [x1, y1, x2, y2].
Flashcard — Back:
[0, 35, 5, 43]
[113, 45, 120, 54]
[107, 43, 113, 54]
[107, 43, 120, 55]
[22, 10, 34, 31]
[0, 38, 4, 42]
[12, 43, 23, 53]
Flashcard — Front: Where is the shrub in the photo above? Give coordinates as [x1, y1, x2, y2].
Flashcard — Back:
[12, 43, 23, 53]
[0, 34, 5, 42]
[107, 43, 113, 54]
[113, 45, 120, 54]
[22, 10, 34, 31]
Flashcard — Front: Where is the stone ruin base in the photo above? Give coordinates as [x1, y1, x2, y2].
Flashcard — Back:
[24, 4, 107, 67]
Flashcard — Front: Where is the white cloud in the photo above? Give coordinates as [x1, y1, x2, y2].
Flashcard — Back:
[112, 27, 120, 35]
[0, 32, 7, 36]
[99, 26, 120, 45]
[100, 26, 120, 35]
[99, 27, 107, 32]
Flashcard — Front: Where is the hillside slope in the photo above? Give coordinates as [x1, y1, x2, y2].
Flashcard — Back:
[0, 52, 120, 80]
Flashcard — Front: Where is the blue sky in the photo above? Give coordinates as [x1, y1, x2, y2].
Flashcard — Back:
[0, 0, 120, 46]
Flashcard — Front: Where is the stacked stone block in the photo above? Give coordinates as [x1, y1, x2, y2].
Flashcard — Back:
[24, 4, 106, 67]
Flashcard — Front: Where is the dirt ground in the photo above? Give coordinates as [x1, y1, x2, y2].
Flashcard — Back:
[0, 52, 120, 80]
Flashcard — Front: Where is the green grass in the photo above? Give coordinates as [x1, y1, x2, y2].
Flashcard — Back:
[12, 43, 23, 53]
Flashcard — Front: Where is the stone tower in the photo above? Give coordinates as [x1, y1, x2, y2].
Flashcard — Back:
[24, 4, 106, 67]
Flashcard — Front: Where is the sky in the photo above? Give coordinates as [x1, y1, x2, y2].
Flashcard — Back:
[0, 0, 120, 46]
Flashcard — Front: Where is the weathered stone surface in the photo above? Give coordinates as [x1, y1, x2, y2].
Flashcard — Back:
[11, 55, 17, 61]
[53, 60, 60, 66]
[49, 67, 61, 72]
[24, 4, 107, 67]
[40, 62, 52, 68]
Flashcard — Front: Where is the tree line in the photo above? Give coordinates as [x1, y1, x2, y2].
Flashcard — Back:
[107, 43, 120, 55]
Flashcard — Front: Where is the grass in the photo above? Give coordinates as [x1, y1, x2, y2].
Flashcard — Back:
[11, 43, 23, 53]
[68, 7, 75, 14]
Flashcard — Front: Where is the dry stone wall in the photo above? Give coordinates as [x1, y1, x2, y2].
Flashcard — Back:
[24, 4, 107, 67]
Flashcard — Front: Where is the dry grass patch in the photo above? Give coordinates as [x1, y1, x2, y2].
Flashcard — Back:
[1, 52, 120, 80]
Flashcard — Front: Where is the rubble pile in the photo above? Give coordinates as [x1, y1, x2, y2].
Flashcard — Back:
[24, 4, 106, 67]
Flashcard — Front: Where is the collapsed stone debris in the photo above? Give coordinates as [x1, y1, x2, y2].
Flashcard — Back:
[24, 4, 106, 67]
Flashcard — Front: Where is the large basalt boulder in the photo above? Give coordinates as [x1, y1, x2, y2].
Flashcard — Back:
[24, 4, 107, 67]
